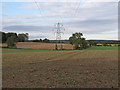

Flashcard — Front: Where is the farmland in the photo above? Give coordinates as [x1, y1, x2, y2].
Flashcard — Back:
[2, 46, 118, 88]
[1, 1, 119, 88]
[1, 42, 73, 50]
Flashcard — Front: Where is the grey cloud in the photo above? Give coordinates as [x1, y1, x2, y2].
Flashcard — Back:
[2, 2, 118, 40]
[66, 19, 116, 26]
[65, 18, 117, 34]
[3, 25, 52, 32]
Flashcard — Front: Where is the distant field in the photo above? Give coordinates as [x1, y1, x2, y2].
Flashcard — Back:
[2, 46, 118, 53]
[1, 42, 73, 50]
[2, 46, 118, 88]
[1, 42, 119, 51]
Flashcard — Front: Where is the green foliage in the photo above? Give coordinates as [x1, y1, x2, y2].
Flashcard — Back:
[40, 39, 42, 42]
[102, 41, 108, 46]
[1, 32, 29, 43]
[88, 41, 96, 46]
[69, 32, 88, 50]
[32, 39, 40, 42]
[69, 37, 74, 45]
[32, 38, 50, 43]
[6, 36, 18, 48]
[0, 32, 18, 43]
[43, 38, 50, 43]
[0, 32, 2, 43]
[85, 46, 118, 50]
[18, 33, 29, 42]
[55, 44, 58, 50]
[0, 32, 7, 43]
[6, 32, 18, 40]
[92, 42, 97, 46]
[81, 38, 89, 49]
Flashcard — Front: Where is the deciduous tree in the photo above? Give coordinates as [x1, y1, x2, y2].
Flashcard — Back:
[6, 36, 18, 48]
[69, 32, 88, 49]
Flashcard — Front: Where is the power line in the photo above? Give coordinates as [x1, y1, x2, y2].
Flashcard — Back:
[74, 0, 83, 17]
[70, 1, 79, 17]
[33, 0, 42, 15]
[57, 3, 63, 23]
[66, 0, 83, 32]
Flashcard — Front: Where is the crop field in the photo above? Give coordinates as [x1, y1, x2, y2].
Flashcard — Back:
[1, 42, 73, 50]
[2, 46, 118, 88]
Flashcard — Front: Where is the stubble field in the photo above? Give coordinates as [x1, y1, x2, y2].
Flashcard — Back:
[1, 42, 73, 50]
[2, 46, 118, 88]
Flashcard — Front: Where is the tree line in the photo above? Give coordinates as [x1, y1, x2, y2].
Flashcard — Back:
[88, 40, 119, 45]
[0, 32, 29, 48]
[0, 32, 51, 48]
[68, 32, 120, 49]
[1, 32, 29, 43]
[32, 38, 50, 43]
[1, 31, 117, 49]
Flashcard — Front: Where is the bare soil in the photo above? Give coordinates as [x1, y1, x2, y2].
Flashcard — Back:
[2, 50, 118, 88]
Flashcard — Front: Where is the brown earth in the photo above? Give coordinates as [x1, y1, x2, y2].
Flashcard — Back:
[2, 49, 118, 88]
[1, 42, 73, 50]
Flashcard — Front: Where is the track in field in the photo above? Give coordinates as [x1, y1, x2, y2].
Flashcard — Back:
[28, 51, 87, 64]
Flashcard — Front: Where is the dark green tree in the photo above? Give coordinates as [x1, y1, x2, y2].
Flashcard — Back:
[6, 36, 18, 48]
[18, 33, 29, 42]
[43, 38, 50, 43]
[80, 38, 88, 49]
[6, 33, 18, 40]
[40, 39, 42, 42]
[103, 41, 107, 46]
[88, 41, 93, 46]
[0, 32, 2, 43]
[32, 39, 40, 42]
[1, 32, 7, 43]
[69, 32, 88, 49]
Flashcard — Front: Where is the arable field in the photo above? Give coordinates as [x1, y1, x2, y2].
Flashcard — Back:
[1, 42, 73, 50]
[2, 46, 118, 88]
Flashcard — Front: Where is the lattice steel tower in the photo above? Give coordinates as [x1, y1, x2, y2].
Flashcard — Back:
[53, 22, 65, 50]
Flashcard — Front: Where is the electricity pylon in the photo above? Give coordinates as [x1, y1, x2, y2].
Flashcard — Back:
[53, 23, 65, 50]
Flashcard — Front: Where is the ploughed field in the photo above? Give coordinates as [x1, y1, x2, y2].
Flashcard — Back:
[2, 46, 118, 88]
[1, 42, 73, 50]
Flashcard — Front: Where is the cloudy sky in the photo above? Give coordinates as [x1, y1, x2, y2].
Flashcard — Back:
[1, 0, 118, 40]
